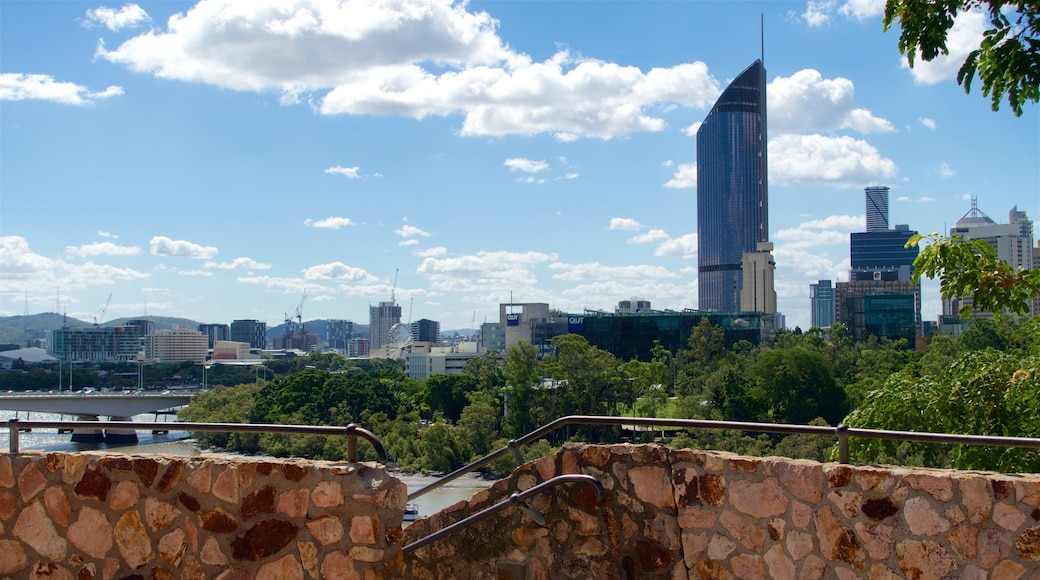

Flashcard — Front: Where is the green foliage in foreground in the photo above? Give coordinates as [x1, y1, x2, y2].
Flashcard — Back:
[845, 349, 1040, 473]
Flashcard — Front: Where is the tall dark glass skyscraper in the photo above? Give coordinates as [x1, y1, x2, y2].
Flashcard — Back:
[697, 60, 769, 312]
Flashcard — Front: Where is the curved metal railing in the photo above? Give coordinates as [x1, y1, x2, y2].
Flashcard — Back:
[402, 474, 604, 554]
[408, 414, 1040, 501]
[5, 418, 387, 463]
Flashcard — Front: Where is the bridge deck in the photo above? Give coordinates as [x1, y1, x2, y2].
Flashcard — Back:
[0, 393, 194, 418]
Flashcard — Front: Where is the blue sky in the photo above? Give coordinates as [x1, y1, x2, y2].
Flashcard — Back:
[1, 0, 1037, 334]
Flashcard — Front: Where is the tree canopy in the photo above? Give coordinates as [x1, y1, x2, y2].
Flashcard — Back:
[884, 0, 1040, 115]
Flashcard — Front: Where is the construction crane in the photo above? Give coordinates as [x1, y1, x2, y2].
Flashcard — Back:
[94, 293, 112, 326]
[390, 268, 399, 304]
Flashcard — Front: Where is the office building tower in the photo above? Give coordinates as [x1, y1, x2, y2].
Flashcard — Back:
[945, 199, 1034, 316]
[198, 323, 230, 348]
[865, 186, 890, 231]
[740, 241, 777, 314]
[230, 319, 267, 350]
[835, 281, 920, 346]
[369, 301, 402, 351]
[697, 60, 769, 312]
[810, 280, 836, 329]
[144, 327, 208, 363]
[410, 319, 440, 344]
[326, 320, 355, 350]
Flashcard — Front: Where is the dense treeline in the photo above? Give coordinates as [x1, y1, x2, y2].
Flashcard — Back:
[178, 314, 1040, 475]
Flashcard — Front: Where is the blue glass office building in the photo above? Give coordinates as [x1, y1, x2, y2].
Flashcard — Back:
[697, 60, 769, 311]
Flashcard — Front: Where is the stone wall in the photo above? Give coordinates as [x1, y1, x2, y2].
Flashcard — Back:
[403, 443, 1040, 579]
[0, 451, 406, 579]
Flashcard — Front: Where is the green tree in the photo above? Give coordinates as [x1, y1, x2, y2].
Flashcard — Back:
[884, 0, 1040, 115]
[463, 349, 505, 393]
[456, 390, 501, 460]
[421, 374, 478, 423]
[501, 341, 541, 437]
[749, 348, 846, 425]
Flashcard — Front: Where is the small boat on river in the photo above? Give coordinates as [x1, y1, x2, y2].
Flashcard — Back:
[404, 503, 419, 521]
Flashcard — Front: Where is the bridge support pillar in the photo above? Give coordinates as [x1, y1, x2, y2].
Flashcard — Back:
[105, 417, 138, 444]
[70, 416, 104, 443]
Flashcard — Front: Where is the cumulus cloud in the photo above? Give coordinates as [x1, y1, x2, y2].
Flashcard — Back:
[629, 229, 670, 245]
[324, 165, 361, 178]
[1, 236, 149, 290]
[417, 250, 557, 292]
[65, 241, 141, 258]
[663, 163, 696, 189]
[838, 0, 885, 20]
[0, 73, 123, 105]
[654, 233, 697, 258]
[94, 0, 721, 139]
[549, 262, 679, 281]
[305, 216, 355, 229]
[802, 0, 835, 26]
[769, 69, 893, 135]
[302, 261, 376, 281]
[770, 134, 897, 187]
[204, 257, 272, 270]
[608, 218, 643, 231]
[84, 4, 150, 31]
[97, 231, 118, 239]
[396, 224, 430, 238]
[919, 118, 937, 130]
[938, 162, 955, 178]
[399, 239, 419, 247]
[504, 158, 548, 173]
[237, 275, 317, 293]
[414, 246, 447, 258]
[149, 236, 218, 259]
[902, 10, 987, 84]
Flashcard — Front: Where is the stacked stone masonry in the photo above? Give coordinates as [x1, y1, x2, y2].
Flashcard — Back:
[4, 444, 1040, 579]
[403, 443, 1040, 579]
[0, 452, 406, 579]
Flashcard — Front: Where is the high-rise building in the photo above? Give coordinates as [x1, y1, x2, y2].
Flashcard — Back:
[945, 200, 1034, 316]
[865, 186, 890, 231]
[230, 319, 267, 350]
[144, 327, 208, 363]
[49, 325, 142, 362]
[326, 320, 355, 350]
[697, 60, 769, 312]
[810, 280, 836, 328]
[410, 319, 440, 343]
[740, 241, 777, 314]
[198, 323, 230, 348]
[835, 280, 920, 347]
[369, 301, 402, 351]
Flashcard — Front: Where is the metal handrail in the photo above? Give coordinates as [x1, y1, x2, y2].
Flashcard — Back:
[408, 414, 1040, 501]
[402, 474, 604, 554]
[5, 418, 387, 463]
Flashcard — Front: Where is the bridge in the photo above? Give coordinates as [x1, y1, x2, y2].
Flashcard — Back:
[0, 392, 194, 443]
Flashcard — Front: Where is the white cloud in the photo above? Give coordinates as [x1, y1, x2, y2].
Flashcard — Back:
[608, 218, 643, 231]
[204, 257, 272, 270]
[556, 172, 579, 180]
[682, 121, 701, 136]
[413, 246, 447, 258]
[791, 214, 864, 231]
[301, 261, 376, 281]
[417, 250, 557, 293]
[938, 162, 955, 178]
[149, 236, 218, 259]
[0, 73, 123, 106]
[65, 241, 141, 258]
[84, 4, 150, 31]
[549, 262, 679, 281]
[1, 236, 150, 290]
[903, 10, 987, 84]
[663, 163, 696, 189]
[95, 0, 721, 139]
[770, 134, 897, 187]
[324, 165, 361, 178]
[97, 231, 118, 239]
[237, 275, 318, 293]
[504, 158, 548, 173]
[654, 233, 697, 258]
[769, 69, 893, 135]
[803, 1, 835, 26]
[396, 224, 430, 238]
[399, 239, 419, 247]
[629, 229, 670, 245]
[919, 118, 937, 130]
[838, 0, 885, 20]
[305, 216, 355, 229]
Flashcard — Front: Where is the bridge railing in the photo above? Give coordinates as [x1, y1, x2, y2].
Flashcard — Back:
[408, 414, 1040, 501]
[5, 418, 387, 463]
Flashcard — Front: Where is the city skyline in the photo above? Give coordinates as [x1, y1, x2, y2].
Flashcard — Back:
[1, 1, 1037, 332]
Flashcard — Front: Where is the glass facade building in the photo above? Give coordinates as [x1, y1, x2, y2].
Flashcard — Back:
[849, 227, 918, 275]
[696, 60, 769, 312]
[810, 280, 835, 328]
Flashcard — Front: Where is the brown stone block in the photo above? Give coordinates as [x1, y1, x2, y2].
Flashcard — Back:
[145, 497, 181, 531]
[672, 466, 700, 507]
[0, 456, 14, 488]
[231, 518, 299, 561]
[0, 491, 16, 521]
[282, 463, 305, 482]
[156, 460, 185, 493]
[1017, 526, 1040, 561]
[241, 485, 276, 520]
[151, 565, 175, 580]
[826, 465, 852, 488]
[132, 458, 159, 488]
[0, 539, 28, 575]
[68, 505, 114, 559]
[44, 485, 71, 526]
[99, 456, 133, 472]
[694, 559, 733, 580]
[895, 540, 956, 579]
[18, 462, 47, 502]
[113, 510, 155, 569]
[862, 497, 899, 521]
[44, 453, 62, 472]
[312, 480, 343, 508]
[199, 507, 239, 533]
[580, 445, 612, 468]
[177, 491, 201, 512]
[74, 469, 111, 503]
[698, 473, 725, 507]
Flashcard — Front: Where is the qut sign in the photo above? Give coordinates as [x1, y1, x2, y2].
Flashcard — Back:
[568, 316, 584, 332]
[506, 313, 521, 326]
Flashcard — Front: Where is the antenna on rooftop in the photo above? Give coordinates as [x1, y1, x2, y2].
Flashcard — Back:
[760, 13, 765, 64]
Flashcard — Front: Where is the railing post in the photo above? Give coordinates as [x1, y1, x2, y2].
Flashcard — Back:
[508, 439, 524, 465]
[346, 424, 358, 463]
[9, 418, 19, 453]
[837, 424, 849, 464]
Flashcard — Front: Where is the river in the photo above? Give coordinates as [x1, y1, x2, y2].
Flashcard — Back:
[0, 410, 494, 520]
